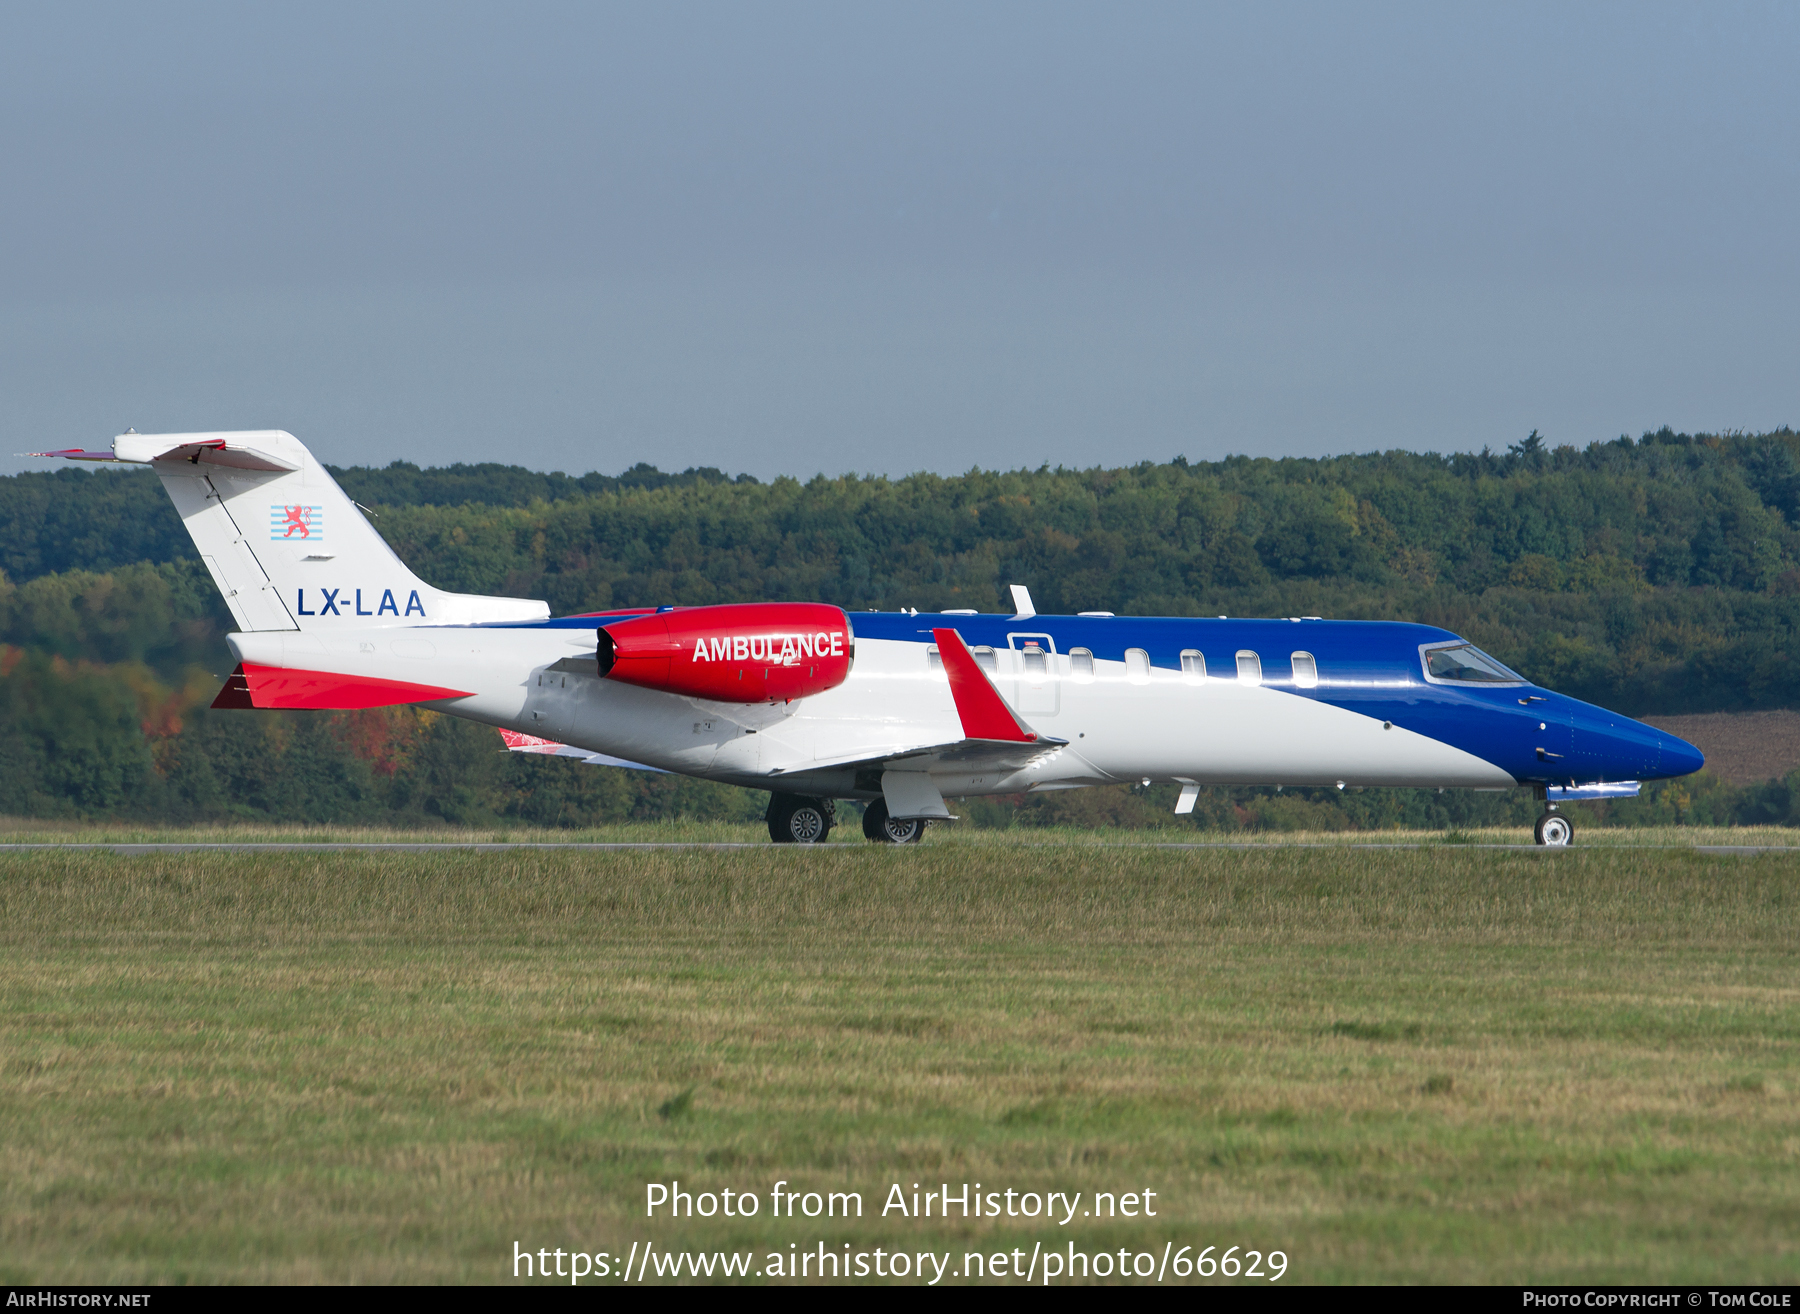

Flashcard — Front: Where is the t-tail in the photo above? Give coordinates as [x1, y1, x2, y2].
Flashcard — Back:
[34, 431, 547, 629]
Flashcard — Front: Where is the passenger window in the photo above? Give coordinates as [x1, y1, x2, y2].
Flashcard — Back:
[973, 645, 998, 673]
[1236, 650, 1262, 686]
[1125, 648, 1151, 683]
[1291, 651, 1317, 688]
[1180, 649, 1206, 683]
[1022, 642, 1047, 676]
[926, 645, 942, 670]
[1069, 647, 1095, 681]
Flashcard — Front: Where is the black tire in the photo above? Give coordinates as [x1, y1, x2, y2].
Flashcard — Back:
[768, 793, 833, 844]
[861, 797, 925, 845]
[1533, 812, 1573, 847]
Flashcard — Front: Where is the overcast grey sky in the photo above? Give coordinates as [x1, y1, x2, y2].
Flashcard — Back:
[3, 2, 1795, 477]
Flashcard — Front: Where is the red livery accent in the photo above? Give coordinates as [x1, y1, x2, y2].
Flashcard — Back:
[932, 627, 1038, 742]
[211, 664, 256, 709]
[499, 729, 563, 750]
[238, 663, 474, 709]
[599, 602, 852, 703]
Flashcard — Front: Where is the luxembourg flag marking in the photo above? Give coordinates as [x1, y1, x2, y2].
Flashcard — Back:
[272, 505, 324, 541]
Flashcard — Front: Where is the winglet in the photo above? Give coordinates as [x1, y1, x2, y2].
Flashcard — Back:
[932, 628, 1038, 742]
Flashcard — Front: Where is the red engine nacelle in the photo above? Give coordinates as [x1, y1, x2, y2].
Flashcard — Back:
[597, 602, 853, 704]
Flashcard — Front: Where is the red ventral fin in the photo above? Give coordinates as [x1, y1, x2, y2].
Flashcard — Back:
[211, 664, 256, 709]
[931, 628, 1038, 743]
[239, 663, 473, 710]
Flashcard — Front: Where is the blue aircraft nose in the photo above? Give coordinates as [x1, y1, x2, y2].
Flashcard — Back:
[1569, 706, 1696, 781]
[1660, 733, 1705, 779]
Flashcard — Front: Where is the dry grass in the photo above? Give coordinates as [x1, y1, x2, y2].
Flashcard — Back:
[1, 844, 1796, 1284]
[4, 817, 1800, 847]
[0, 817, 772, 846]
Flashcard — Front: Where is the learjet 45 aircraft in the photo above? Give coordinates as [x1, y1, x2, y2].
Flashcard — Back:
[35, 431, 1704, 846]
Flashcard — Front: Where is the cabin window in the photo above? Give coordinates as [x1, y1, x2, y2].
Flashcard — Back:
[1125, 648, 1151, 683]
[1180, 649, 1206, 683]
[1070, 647, 1095, 680]
[1021, 642, 1048, 676]
[1236, 650, 1263, 686]
[926, 645, 942, 670]
[1423, 642, 1523, 684]
[1291, 651, 1317, 688]
[973, 645, 999, 673]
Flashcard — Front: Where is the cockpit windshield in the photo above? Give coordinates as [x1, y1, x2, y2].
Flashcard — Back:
[1424, 643, 1525, 684]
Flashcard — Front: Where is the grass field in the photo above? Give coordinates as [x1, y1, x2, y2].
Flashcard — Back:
[5, 818, 1800, 846]
[1, 841, 1796, 1284]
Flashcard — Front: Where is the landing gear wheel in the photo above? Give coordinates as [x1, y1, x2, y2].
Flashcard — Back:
[767, 793, 834, 844]
[1534, 811, 1573, 847]
[861, 798, 925, 845]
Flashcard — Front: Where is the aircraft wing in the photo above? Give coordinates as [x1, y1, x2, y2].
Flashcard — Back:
[767, 626, 1081, 816]
[800, 736, 1069, 777]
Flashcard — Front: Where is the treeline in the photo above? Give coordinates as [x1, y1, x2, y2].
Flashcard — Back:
[0, 459, 753, 580]
[0, 650, 767, 826]
[3, 425, 1797, 826]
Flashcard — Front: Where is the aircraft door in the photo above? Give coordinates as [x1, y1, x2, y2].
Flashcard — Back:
[1524, 694, 1574, 782]
[1007, 632, 1059, 716]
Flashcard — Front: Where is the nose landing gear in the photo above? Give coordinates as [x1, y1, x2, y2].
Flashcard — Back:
[1533, 791, 1574, 847]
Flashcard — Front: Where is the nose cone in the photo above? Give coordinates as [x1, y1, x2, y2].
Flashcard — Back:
[1570, 705, 1699, 782]
[1660, 733, 1705, 779]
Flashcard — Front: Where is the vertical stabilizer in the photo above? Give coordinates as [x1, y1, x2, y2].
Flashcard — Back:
[47, 432, 549, 631]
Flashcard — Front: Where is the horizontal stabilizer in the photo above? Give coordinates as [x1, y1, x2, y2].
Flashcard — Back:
[497, 728, 667, 772]
[26, 448, 118, 461]
[32, 433, 302, 470]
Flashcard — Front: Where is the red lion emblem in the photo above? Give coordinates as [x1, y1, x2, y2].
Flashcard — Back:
[280, 505, 312, 539]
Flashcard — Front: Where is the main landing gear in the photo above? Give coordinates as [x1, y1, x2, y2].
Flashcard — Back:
[767, 793, 835, 844]
[1533, 801, 1574, 847]
[860, 797, 925, 845]
[766, 794, 927, 844]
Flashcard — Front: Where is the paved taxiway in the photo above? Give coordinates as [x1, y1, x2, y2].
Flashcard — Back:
[0, 843, 1788, 855]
